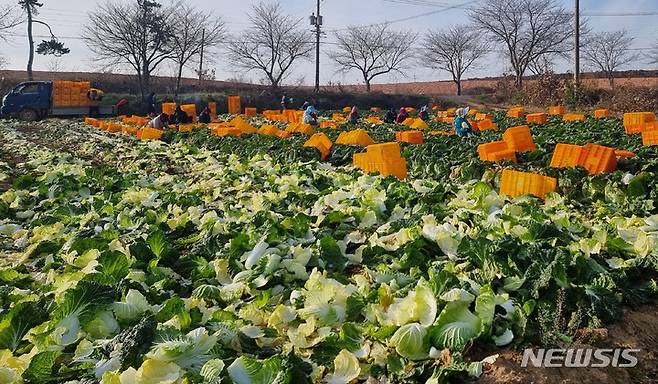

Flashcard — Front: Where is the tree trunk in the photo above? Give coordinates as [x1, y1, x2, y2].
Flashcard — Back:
[365, 78, 371, 93]
[455, 79, 462, 96]
[26, 5, 34, 81]
[608, 75, 614, 88]
[515, 70, 523, 88]
[175, 63, 183, 98]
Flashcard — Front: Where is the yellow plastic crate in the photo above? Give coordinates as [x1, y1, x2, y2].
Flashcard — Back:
[623, 112, 656, 134]
[500, 169, 557, 199]
[304, 133, 333, 160]
[503, 125, 536, 152]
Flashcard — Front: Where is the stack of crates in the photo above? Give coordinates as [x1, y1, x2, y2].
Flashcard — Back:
[549, 143, 617, 175]
[353, 142, 407, 179]
[52, 81, 92, 107]
[395, 131, 424, 144]
[303, 133, 333, 160]
[500, 169, 557, 199]
[623, 112, 656, 134]
[228, 96, 241, 115]
[336, 129, 375, 146]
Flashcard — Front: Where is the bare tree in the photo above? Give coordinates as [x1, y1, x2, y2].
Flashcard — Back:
[470, 0, 572, 88]
[0, 5, 21, 40]
[226, 2, 312, 89]
[422, 25, 487, 96]
[170, 4, 225, 97]
[330, 24, 417, 92]
[18, 1, 70, 80]
[583, 30, 637, 87]
[83, 0, 175, 100]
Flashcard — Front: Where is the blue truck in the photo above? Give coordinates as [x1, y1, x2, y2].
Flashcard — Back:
[1, 80, 115, 121]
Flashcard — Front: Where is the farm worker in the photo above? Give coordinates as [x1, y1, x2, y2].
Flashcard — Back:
[198, 107, 211, 124]
[419, 105, 429, 121]
[281, 94, 288, 111]
[384, 107, 396, 124]
[147, 92, 156, 115]
[301, 101, 310, 111]
[147, 113, 170, 130]
[348, 106, 360, 123]
[303, 105, 318, 125]
[454, 107, 474, 138]
[116, 98, 129, 116]
[395, 107, 409, 124]
[172, 106, 191, 124]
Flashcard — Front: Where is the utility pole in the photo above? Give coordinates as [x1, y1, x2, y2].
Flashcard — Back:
[574, 0, 580, 85]
[310, 0, 322, 92]
[199, 28, 205, 86]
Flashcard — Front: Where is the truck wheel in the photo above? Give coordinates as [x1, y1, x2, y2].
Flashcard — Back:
[19, 109, 39, 122]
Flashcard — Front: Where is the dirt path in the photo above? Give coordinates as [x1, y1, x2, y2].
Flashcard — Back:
[478, 304, 658, 384]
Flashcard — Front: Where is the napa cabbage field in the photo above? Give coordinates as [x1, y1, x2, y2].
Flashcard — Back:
[0, 111, 657, 384]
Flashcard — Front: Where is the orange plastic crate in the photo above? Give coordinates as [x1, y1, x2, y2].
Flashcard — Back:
[478, 141, 509, 161]
[402, 118, 415, 127]
[578, 144, 617, 175]
[563, 113, 586, 122]
[488, 150, 517, 163]
[550, 144, 583, 169]
[181, 104, 197, 121]
[500, 169, 557, 199]
[137, 128, 163, 140]
[474, 113, 492, 121]
[320, 121, 338, 129]
[477, 119, 498, 131]
[122, 127, 139, 136]
[410, 119, 429, 130]
[336, 129, 375, 146]
[641, 130, 658, 146]
[371, 107, 381, 113]
[623, 112, 656, 134]
[549, 106, 565, 115]
[367, 142, 402, 159]
[503, 125, 536, 152]
[162, 102, 176, 116]
[212, 126, 242, 137]
[343, 107, 352, 113]
[208, 102, 217, 118]
[395, 130, 424, 144]
[304, 133, 333, 160]
[614, 149, 636, 159]
[526, 113, 547, 125]
[378, 159, 408, 180]
[594, 109, 610, 118]
[506, 107, 525, 118]
[245, 107, 257, 117]
[228, 96, 241, 115]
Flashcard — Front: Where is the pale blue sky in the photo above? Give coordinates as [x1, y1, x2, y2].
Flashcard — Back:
[1, 0, 657, 85]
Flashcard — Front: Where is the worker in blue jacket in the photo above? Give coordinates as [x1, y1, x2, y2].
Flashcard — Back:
[454, 107, 474, 137]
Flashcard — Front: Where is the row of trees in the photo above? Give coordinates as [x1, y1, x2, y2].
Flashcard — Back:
[1, 0, 657, 97]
